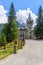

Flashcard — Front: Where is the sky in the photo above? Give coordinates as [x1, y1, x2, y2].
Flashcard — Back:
[0, 0, 43, 25]
[0, 0, 43, 14]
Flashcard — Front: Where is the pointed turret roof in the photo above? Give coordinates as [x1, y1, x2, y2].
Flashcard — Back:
[27, 13, 33, 25]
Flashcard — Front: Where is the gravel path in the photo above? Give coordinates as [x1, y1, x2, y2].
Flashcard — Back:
[0, 40, 43, 65]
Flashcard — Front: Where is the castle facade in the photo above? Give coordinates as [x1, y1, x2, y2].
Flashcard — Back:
[18, 14, 33, 39]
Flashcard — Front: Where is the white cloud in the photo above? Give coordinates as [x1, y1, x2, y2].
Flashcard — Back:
[0, 5, 37, 27]
[0, 5, 8, 23]
[16, 8, 37, 27]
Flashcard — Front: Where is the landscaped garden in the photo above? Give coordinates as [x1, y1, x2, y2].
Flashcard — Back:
[0, 1, 43, 61]
[0, 39, 25, 60]
[0, 3, 25, 60]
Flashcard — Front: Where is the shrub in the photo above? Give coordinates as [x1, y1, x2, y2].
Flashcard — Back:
[0, 33, 6, 49]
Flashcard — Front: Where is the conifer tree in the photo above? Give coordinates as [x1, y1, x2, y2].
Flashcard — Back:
[3, 3, 18, 42]
[34, 5, 43, 39]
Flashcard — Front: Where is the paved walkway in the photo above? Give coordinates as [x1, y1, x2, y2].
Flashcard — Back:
[0, 40, 43, 65]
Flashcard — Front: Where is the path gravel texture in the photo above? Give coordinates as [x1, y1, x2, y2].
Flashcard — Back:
[0, 40, 43, 65]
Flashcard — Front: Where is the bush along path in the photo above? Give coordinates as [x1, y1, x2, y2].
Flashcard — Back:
[14, 39, 25, 53]
[0, 39, 25, 60]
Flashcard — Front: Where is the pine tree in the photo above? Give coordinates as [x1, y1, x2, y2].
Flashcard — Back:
[34, 5, 43, 39]
[3, 3, 18, 42]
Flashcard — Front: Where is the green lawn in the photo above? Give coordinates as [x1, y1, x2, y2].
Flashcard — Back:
[0, 42, 14, 60]
[0, 41, 22, 60]
[0, 40, 24, 60]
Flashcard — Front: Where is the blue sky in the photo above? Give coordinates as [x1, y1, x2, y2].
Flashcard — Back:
[0, 0, 43, 15]
[0, 0, 43, 24]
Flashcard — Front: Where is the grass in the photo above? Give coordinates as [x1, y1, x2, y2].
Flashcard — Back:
[0, 48, 14, 60]
[0, 40, 24, 60]
[0, 42, 14, 60]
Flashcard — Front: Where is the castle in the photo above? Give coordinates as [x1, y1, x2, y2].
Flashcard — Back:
[18, 14, 33, 39]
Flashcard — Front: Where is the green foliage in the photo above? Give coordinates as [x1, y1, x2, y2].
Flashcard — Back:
[3, 3, 18, 42]
[0, 42, 14, 59]
[34, 5, 43, 39]
[0, 33, 6, 45]
[0, 40, 24, 59]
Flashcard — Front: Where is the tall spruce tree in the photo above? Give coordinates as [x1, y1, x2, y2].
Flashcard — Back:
[3, 3, 18, 42]
[34, 5, 43, 39]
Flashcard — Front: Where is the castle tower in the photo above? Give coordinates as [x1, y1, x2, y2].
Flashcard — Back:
[27, 13, 33, 39]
